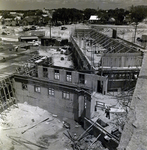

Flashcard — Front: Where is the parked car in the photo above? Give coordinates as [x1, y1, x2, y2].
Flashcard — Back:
[23, 27, 29, 32]
[30, 26, 36, 30]
[137, 37, 143, 42]
[2, 26, 7, 29]
[33, 42, 39, 46]
[61, 26, 67, 30]
[1, 32, 7, 35]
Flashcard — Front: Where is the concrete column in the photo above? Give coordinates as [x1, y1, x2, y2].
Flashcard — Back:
[78, 95, 85, 118]
[81, 38, 84, 49]
[121, 56, 125, 67]
[102, 78, 108, 95]
[79, 36, 82, 48]
[59, 69, 65, 82]
[85, 96, 91, 119]
[72, 71, 79, 84]
[77, 34, 80, 45]
[90, 95, 95, 118]
[38, 66, 43, 78]
[73, 93, 79, 121]
[48, 68, 54, 80]
[83, 38, 86, 54]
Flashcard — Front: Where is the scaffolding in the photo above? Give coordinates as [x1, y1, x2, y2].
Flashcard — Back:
[0, 76, 17, 112]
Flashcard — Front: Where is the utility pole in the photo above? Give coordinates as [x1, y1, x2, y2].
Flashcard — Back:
[133, 23, 137, 43]
[49, 20, 51, 38]
[48, 10, 52, 39]
[90, 39, 93, 71]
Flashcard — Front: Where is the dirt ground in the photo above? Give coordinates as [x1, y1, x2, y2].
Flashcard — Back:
[0, 103, 73, 150]
[0, 103, 107, 150]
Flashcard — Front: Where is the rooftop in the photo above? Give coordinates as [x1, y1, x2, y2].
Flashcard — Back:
[89, 15, 100, 21]
[27, 47, 74, 69]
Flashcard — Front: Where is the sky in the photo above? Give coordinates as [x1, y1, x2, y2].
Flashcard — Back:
[0, 0, 147, 10]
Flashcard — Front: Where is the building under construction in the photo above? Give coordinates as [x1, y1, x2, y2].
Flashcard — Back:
[0, 26, 144, 150]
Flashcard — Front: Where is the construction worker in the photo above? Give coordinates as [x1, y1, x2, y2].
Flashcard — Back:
[105, 106, 110, 119]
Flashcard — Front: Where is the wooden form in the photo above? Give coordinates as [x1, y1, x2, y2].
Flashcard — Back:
[0, 76, 17, 112]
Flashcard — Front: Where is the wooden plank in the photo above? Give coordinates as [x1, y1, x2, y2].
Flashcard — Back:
[21, 118, 49, 134]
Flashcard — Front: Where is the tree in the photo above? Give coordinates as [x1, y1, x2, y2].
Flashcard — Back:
[114, 8, 126, 25]
[2, 11, 13, 19]
[100, 10, 109, 24]
[52, 8, 83, 25]
[35, 9, 43, 16]
[130, 6, 147, 43]
[83, 8, 97, 20]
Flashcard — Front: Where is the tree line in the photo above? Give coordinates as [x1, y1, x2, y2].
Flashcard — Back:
[52, 6, 147, 25]
[1, 5, 147, 26]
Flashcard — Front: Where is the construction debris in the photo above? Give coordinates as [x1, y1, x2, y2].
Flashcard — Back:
[8, 136, 48, 149]
[63, 120, 104, 150]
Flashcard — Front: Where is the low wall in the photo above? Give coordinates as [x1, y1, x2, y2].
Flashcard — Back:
[118, 52, 147, 150]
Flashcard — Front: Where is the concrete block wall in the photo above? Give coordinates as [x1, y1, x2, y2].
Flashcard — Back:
[84, 73, 107, 94]
[73, 28, 142, 70]
[70, 35, 91, 71]
[102, 53, 142, 67]
[14, 81, 75, 119]
[37, 66, 108, 94]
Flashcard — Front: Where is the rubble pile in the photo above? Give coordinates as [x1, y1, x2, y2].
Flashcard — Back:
[92, 92, 133, 140]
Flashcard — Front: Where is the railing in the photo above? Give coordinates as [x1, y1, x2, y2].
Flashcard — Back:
[96, 101, 105, 109]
